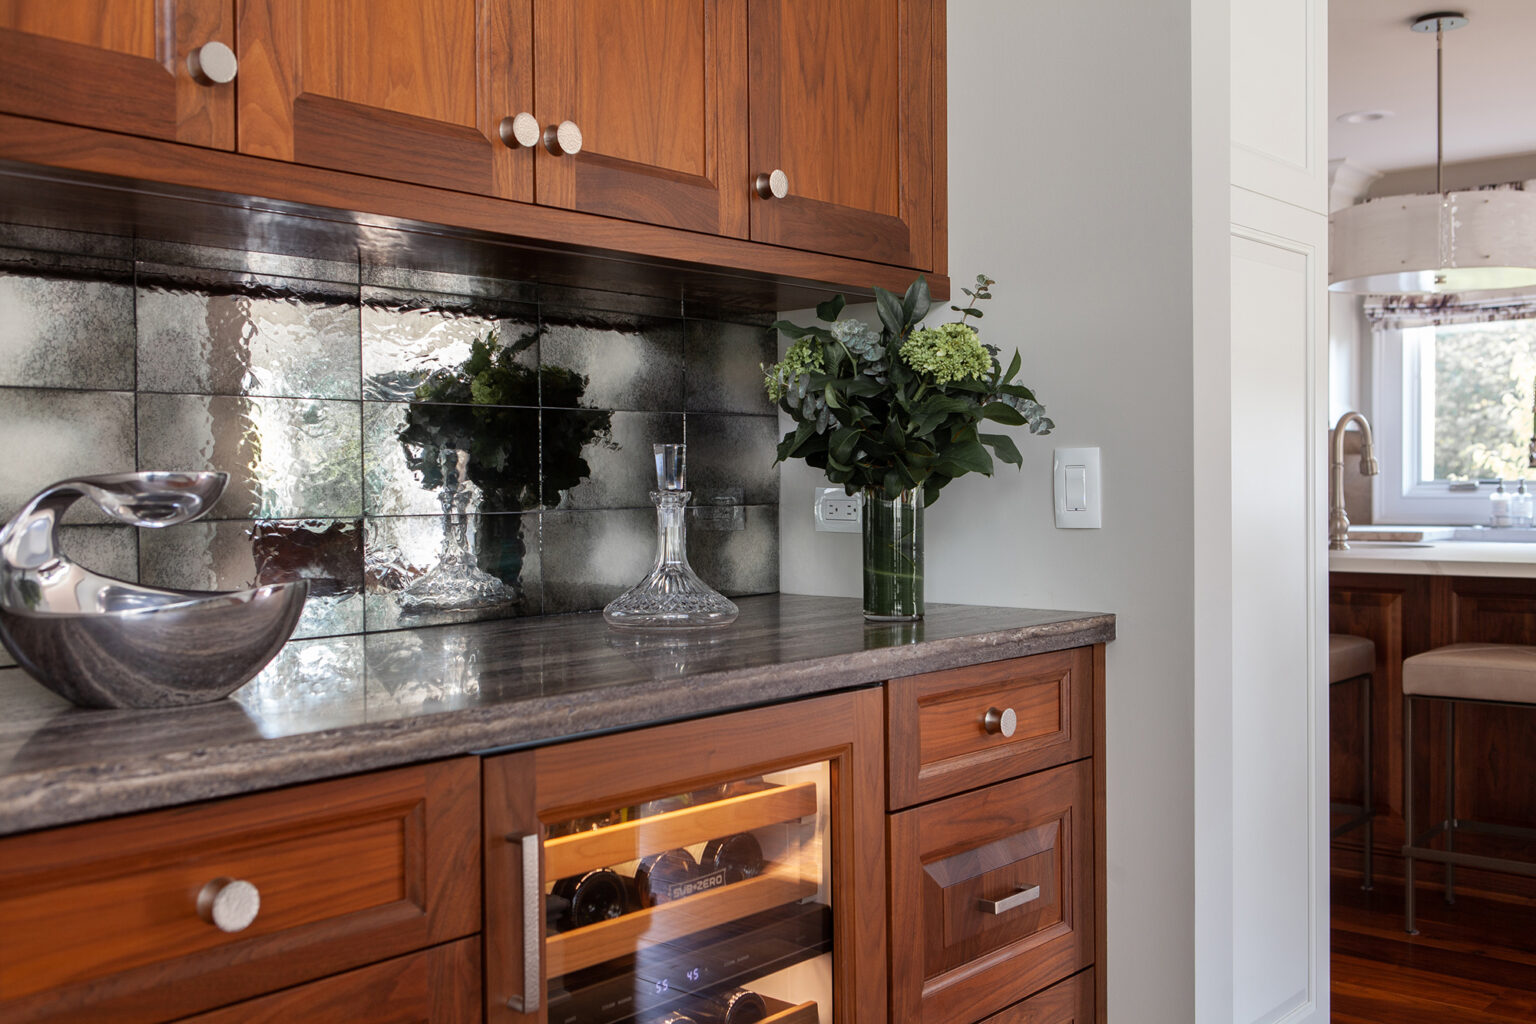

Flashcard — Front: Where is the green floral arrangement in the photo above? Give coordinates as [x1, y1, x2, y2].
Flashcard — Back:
[764, 275, 1053, 506]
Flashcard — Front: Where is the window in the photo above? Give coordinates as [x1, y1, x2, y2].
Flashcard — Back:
[1375, 316, 1536, 523]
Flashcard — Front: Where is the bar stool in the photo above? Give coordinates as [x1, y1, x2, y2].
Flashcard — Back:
[1330, 634, 1375, 889]
[1402, 643, 1536, 934]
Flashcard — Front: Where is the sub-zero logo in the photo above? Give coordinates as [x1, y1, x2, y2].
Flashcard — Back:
[667, 867, 728, 901]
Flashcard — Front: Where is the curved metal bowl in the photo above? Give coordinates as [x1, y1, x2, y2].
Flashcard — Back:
[0, 580, 309, 709]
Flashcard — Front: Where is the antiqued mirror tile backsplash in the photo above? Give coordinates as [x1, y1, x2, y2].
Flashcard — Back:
[0, 223, 779, 648]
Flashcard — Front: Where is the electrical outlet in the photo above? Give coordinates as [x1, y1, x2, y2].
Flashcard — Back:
[814, 487, 863, 532]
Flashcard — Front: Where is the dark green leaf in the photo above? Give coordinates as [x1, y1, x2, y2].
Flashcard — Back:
[816, 295, 846, 322]
[772, 320, 811, 339]
[935, 439, 993, 476]
[981, 402, 1026, 425]
[980, 432, 1024, 466]
[1005, 349, 1022, 383]
[951, 307, 984, 318]
[882, 468, 904, 500]
[874, 287, 905, 337]
[901, 276, 932, 325]
[830, 427, 860, 465]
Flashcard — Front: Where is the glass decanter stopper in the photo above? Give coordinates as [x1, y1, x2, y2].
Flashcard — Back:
[603, 444, 739, 630]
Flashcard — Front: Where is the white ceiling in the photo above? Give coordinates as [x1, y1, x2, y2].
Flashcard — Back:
[1329, 0, 1536, 173]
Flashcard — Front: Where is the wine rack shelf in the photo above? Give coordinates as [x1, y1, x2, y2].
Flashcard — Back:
[545, 782, 818, 879]
[546, 864, 818, 976]
[760, 997, 820, 1024]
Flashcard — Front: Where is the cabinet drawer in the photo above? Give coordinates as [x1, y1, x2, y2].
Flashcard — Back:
[890, 760, 1093, 1024]
[978, 969, 1094, 1024]
[887, 648, 1094, 808]
[0, 758, 480, 1024]
[171, 937, 481, 1024]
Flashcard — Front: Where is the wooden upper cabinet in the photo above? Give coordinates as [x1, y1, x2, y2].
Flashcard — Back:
[0, 0, 235, 148]
[747, 0, 937, 270]
[532, 0, 749, 237]
[236, 0, 532, 200]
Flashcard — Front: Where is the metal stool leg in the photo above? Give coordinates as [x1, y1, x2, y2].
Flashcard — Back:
[1404, 693, 1418, 934]
[1444, 701, 1457, 905]
[1362, 670, 1374, 891]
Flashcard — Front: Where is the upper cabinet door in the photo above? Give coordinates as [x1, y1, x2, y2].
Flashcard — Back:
[747, 0, 935, 270]
[237, 0, 532, 201]
[0, 0, 235, 148]
[532, 0, 748, 238]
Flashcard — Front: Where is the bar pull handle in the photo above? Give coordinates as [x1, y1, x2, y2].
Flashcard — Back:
[506, 833, 541, 1012]
[978, 883, 1041, 915]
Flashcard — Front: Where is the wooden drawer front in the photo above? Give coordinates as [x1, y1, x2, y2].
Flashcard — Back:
[173, 937, 481, 1024]
[888, 648, 1093, 808]
[0, 759, 480, 1024]
[977, 969, 1093, 1024]
[890, 761, 1093, 1024]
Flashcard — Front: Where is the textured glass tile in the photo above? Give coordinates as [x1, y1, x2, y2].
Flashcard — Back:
[139, 518, 364, 639]
[0, 388, 134, 523]
[0, 223, 132, 260]
[685, 414, 780, 506]
[360, 264, 538, 305]
[364, 401, 539, 516]
[0, 260, 134, 390]
[137, 279, 361, 399]
[361, 287, 539, 402]
[684, 320, 777, 414]
[536, 283, 682, 319]
[541, 508, 655, 615]
[137, 394, 363, 520]
[233, 634, 366, 728]
[363, 512, 540, 630]
[541, 410, 679, 510]
[539, 308, 683, 412]
[687, 504, 779, 597]
[135, 241, 359, 285]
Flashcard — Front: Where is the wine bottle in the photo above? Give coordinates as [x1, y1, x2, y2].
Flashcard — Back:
[549, 868, 629, 931]
[701, 832, 767, 884]
[633, 848, 699, 907]
[692, 988, 770, 1024]
[654, 1013, 699, 1024]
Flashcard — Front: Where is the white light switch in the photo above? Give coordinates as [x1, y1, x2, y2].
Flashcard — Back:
[1054, 447, 1102, 528]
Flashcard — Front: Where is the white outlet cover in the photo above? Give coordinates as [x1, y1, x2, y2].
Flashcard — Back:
[1053, 447, 1102, 528]
[814, 486, 863, 533]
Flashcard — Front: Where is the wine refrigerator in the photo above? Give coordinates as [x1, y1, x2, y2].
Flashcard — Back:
[484, 690, 886, 1024]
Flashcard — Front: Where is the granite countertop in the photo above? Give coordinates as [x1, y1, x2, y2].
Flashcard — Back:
[0, 594, 1114, 837]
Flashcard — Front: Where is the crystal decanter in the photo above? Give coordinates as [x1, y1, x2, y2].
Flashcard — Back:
[603, 444, 738, 630]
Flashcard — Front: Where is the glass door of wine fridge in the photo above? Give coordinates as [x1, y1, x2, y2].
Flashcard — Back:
[484, 689, 885, 1024]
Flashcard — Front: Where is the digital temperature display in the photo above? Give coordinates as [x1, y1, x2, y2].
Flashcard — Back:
[647, 962, 711, 997]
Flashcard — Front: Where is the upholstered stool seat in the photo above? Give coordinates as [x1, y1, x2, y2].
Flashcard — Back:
[1328, 634, 1376, 889]
[1401, 642, 1536, 934]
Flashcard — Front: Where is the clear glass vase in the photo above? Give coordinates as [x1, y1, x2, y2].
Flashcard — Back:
[862, 488, 924, 620]
[603, 444, 739, 630]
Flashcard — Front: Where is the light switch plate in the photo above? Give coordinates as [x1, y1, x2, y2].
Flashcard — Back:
[1053, 447, 1102, 528]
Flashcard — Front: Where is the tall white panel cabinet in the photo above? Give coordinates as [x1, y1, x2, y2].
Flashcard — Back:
[1203, 0, 1330, 1022]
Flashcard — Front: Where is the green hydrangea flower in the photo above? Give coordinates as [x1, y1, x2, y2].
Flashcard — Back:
[900, 322, 991, 384]
[763, 336, 826, 402]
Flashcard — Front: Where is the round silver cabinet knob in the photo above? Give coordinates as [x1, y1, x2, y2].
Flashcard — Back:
[755, 169, 789, 200]
[983, 706, 1017, 738]
[197, 877, 261, 933]
[543, 120, 582, 156]
[187, 41, 238, 86]
[499, 112, 540, 149]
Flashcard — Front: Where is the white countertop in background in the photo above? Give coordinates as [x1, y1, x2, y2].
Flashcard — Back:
[1330, 538, 1536, 578]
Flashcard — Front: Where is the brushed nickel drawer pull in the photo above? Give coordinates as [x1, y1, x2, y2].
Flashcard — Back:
[755, 169, 789, 199]
[499, 112, 540, 149]
[506, 833, 541, 1012]
[983, 706, 1017, 737]
[978, 883, 1041, 915]
[196, 877, 260, 933]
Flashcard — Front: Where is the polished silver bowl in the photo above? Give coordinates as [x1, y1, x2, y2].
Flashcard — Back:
[0, 473, 308, 709]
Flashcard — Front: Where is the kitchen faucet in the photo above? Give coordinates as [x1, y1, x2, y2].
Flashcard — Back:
[1330, 411, 1379, 551]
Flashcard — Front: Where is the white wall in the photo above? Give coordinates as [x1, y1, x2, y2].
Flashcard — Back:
[780, 2, 1199, 1019]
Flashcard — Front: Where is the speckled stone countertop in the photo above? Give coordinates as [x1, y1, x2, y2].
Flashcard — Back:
[0, 594, 1114, 836]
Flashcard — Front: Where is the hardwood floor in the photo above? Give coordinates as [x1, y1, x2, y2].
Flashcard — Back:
[1331, 875, 1536, 1022]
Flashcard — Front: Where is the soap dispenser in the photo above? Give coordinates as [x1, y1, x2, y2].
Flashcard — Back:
[1491, 479, 1513, 527]
[1515, 479, 1534, 527]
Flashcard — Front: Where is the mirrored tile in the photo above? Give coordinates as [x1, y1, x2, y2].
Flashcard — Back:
[539, 308, 683, 412]
[0, 263, 134, 390]
[541, 508, 655, 615]
[135, 240, 359, 285]
[359, 264, 539, 305]
[542, 410, 679, 510]
[139, 518, 364, 639]
[0, 388, 134, 523]
[361, 288, 539, 402]
[685, 414, 780, 506]
[684, 320, 777, 414]
[0, 223, 132, 260]
[137, 394, 363, 519]
[364, 401, 539, 516]
[233, 634, 366, 730]
[688, 504, 779, 597]
[364, 512, 541, 630]
[536, 283, 681, 320]
[137, 279, 361, 399]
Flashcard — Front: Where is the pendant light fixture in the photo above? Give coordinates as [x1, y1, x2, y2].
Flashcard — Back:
[1329, 12, 1536, 295]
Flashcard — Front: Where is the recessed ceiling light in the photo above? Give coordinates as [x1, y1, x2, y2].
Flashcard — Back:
[1337, 110, 1395, 125]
